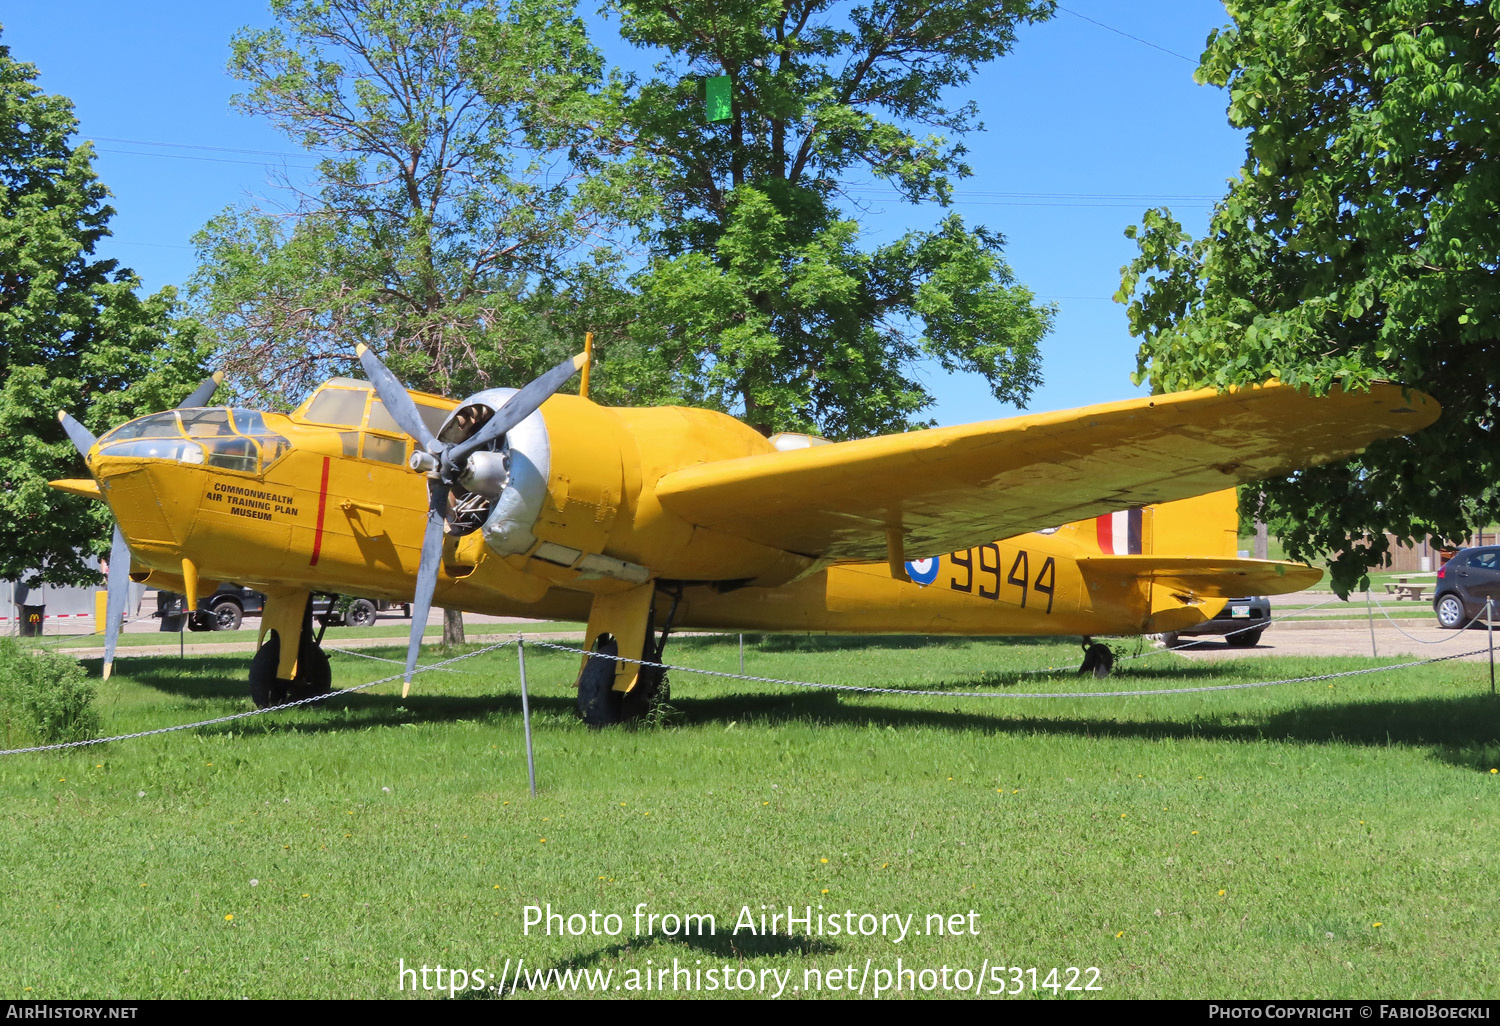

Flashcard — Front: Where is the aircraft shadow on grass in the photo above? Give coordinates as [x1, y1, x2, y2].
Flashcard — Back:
[111, 653, 1500, 770]
[455, 929, 837, 998]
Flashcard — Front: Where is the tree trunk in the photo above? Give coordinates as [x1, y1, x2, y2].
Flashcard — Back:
[442, 607, 465, 645]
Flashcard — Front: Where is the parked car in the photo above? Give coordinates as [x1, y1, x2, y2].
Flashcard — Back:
[154, 585, 407, 631]
[1432, 546, 1500, 629]
[1161, 595, 1270, 648]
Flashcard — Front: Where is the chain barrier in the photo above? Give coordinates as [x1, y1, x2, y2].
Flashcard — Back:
[525, 637, 1493, 701]
[1368, 591, 1485, 643]
[6, 596, 1489, 755]
[0, 638, 515, 756]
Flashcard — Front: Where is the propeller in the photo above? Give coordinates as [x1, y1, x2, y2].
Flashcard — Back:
[57, 369, 225, 679]
[355, 344, 586, 695]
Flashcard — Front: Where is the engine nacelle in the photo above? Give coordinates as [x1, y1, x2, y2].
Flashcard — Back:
[436, 387, 552, 556]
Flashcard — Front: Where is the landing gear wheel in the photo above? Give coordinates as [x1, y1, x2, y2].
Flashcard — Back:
[620, 663, 669, 723]
[577, 635, 622, 728]
[287, 640, 332, 701]
[248, 602, 334, 709]
[1226, 629, 1264, 648]
[1160, 631, 1181, 649]
[1079, 641, 1114, 679]
[346, 598, 378, 628]
[249, 632, 287, 708]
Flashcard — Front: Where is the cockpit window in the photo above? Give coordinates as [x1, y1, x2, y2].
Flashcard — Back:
[302, 388, 368, 428]
[102, 411, 182, 441]
[179, 408, 234, 438]
[96, 408, 290, 475]
[368, 398, 449, 439]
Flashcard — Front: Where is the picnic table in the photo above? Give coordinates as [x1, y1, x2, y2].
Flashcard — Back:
[1383, 578, 1428, 601]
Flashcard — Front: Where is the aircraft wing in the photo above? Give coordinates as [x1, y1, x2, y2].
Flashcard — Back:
[1075, 556, 1322, 598]
[653, 382, 1438, 562]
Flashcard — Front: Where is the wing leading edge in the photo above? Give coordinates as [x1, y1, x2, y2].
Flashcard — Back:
[654, 382, 1439, 562]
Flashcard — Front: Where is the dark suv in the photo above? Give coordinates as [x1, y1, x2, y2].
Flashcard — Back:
[1161, 595, 1270, 648]
[1433, 546, 1500, 629]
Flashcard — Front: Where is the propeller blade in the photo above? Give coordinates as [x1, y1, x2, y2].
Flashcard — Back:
[57, 411, 97, 459]
[176, 371, 226, 409]
[356, 344, 439, 452]
[402, 479, 450, 697]
[449, 352, 586, 464]
[101, 524, 132, 681]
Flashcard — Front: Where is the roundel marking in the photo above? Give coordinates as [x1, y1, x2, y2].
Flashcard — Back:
[906, 556, 940, 586]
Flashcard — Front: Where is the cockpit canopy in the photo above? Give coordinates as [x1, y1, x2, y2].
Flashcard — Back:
[96, 408, 291, 474]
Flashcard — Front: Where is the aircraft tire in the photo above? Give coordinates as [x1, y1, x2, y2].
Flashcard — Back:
[1079, 642, 1114, 679]
[289, 640, 332, 701]
[620, 663, 669, 722]
[249, 632, 287, 709]
[578, 636, 621, 728]
[1226, 629, 1263, 648]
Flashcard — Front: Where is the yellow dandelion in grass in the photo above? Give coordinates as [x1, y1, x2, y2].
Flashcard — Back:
[344, 833, 351, 838]
[881, 863, 889, 869]
[1218, 889, 1226, 896]
[539, 838, 547, 843]
[822, 889, 830, 894]
[139, 883, 147, 888]
[620, 802, 626, 806]
[1120, 814, 1127, 819]
[503, 801, 510, 806]
[1491, 769, 1498, 774]
[1012, 789, 1019, 794]
[820, 858, 829, 863]
[762, 801, 769, 806]
[1373, 922, 1383, 928]
[1115, 931, 1124, 938]
[302, 894, 310, 898]
[1191, 831, 1199, 835]
[94, 764, 102, 769]
[224, 914, 234, 921]
[947, 777, 954, 781]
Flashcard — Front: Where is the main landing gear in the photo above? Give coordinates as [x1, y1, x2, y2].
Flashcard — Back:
[577, 586, 678, 728]
[248, 594, 331, 708]
[1078, 638, 1115, 679]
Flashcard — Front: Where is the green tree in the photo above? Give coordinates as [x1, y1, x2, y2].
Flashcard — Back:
[191, 0, 639, 410]
[0, 32, 204, 587]
[193, 0, 637, 641]
[1117, 0, 1500, 594]
[613, 0, 1057, 438]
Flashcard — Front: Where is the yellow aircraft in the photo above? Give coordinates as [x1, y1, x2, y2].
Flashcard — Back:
[50, 350, 1439, 724]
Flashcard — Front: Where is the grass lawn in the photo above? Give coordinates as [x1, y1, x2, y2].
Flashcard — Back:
[3, 634, 1499, 999]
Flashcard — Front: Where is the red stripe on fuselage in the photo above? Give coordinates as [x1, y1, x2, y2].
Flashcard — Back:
[309, 456, 331, 566]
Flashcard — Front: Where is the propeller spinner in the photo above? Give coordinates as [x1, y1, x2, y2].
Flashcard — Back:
[355, 345, 586, 696]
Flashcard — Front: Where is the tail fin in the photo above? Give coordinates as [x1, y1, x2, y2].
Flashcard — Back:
[1145, 488, 1240, 559]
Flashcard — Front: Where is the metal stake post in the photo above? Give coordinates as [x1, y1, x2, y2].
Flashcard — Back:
[1489, 598, 1495, 697]
[1366, 589, 1377, 658]
[516, 637, 538, 796]
[739, 633, 745, 674]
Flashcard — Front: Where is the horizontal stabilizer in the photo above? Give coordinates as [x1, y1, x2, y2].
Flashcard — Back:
[1076, 556, 1321, 598]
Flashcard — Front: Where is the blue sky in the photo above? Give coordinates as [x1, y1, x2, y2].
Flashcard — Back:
[2, 1, 1244, 426]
